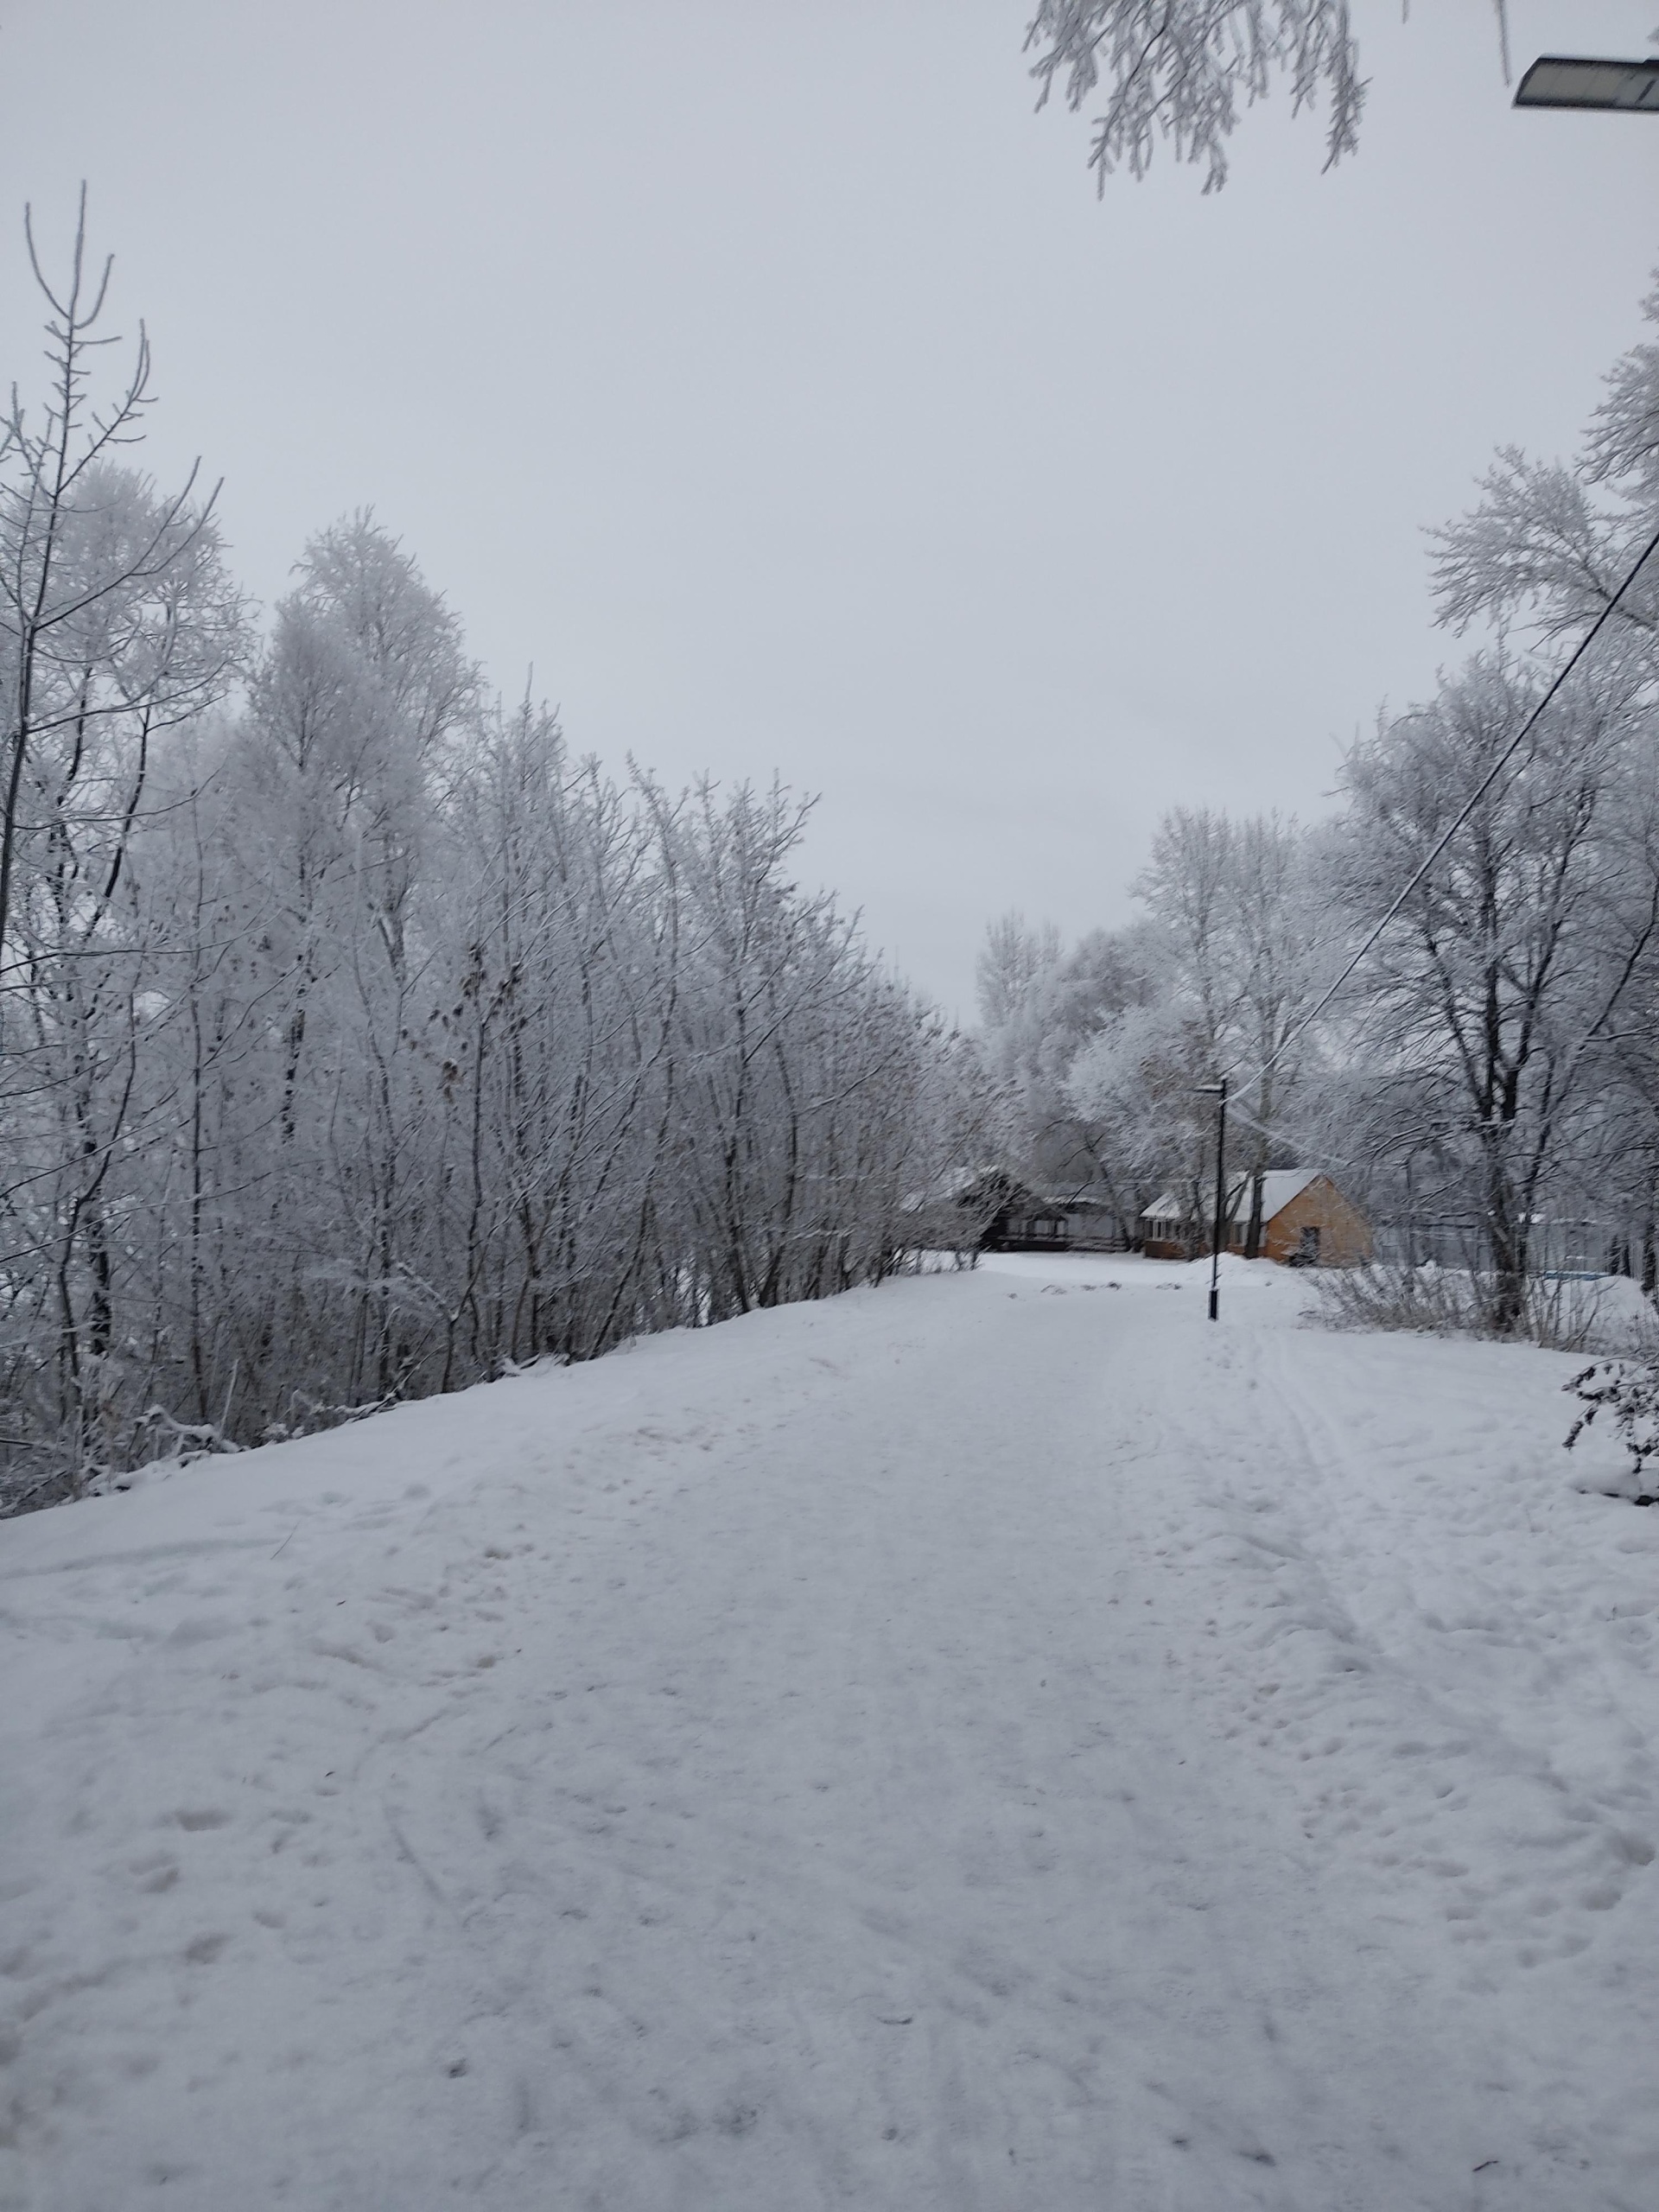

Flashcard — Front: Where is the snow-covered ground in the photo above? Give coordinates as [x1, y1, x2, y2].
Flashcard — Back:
[3, 1255, 1658, 2211]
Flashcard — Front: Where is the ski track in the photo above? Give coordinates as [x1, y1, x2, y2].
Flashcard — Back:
[3, 1258, 1658, 2209]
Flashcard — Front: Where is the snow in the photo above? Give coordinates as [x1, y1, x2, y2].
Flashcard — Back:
[4, 1255, 1659, 2210]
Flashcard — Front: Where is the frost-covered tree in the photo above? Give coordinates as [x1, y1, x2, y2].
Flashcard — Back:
[976, 910, 1155, 1198]
[0, 212, 984, 1514]
[976, 911, 1062, 1039]
[1128, 806, 1325, 1249]
[1315, 270, 1659, 1320]
[1, 194, 239, 1012]
[1065, 993, 1216, 1247]
[1433, 273, 1659, 654]
[1026, 0, 1363, 193]
[973, 264, 1659, 1313]
[973, 815, 1322, 1246]
[1328, 652, 1659, 1331]
[0, 204, 247, 1481]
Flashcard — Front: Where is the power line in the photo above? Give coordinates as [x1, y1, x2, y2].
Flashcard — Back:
[1223, 518, 1659, 1098]
[1221, 1090, 1364, 1176]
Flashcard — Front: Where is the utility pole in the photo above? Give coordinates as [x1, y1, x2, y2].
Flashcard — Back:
[1195, 1079, 1228, 1323]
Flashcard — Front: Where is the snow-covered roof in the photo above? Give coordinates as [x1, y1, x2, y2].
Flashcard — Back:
[1141, 1169, 1323, 1224]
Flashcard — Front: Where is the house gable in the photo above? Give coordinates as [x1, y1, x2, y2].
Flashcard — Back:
[1139, 1168, 1371, 1266]
[1259, 1173, 1371, 1267]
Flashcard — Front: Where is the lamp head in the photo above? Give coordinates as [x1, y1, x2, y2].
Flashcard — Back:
[1515, 55, 1659, 111]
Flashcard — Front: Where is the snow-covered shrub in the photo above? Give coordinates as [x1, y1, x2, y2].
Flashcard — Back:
[1313, 1263, 1490, 1338]
[1313, 1264, 1621, 1351]
[1563, 1356, 1659, 1503]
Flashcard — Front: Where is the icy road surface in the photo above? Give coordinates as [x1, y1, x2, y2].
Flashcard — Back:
[3, 1256, 1659, 2211]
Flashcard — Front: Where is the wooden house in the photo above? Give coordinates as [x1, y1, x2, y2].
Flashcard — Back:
[951, 1171, 1126, 1254]
[957, 1170, 1071, 1252]
[1141, 1170, 1371, 1267]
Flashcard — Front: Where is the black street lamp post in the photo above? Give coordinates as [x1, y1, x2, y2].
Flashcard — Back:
[1195, 1079, 1228, 1324]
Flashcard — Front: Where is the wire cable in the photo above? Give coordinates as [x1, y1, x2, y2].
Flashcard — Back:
[1222, 517, 1659, 1097]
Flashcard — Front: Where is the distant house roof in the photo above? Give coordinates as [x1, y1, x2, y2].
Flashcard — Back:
[953, 1166, 1054, 1211]
[950, 1167, 1121, 1213]
[1141, 1169, 1322, 1224]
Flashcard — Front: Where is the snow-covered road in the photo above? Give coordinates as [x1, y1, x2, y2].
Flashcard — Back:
[4, 1258, 1658, 2210]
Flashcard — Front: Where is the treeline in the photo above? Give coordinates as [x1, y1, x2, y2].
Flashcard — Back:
[0, 213, 975, 1513]
[981, 271, 1659, 1336]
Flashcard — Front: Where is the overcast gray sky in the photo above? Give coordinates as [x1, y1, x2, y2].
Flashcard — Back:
[3, 1, 1656, 1016]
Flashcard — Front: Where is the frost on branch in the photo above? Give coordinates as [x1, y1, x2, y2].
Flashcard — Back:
[1585, 276, 1659, 511]
[1432, 276, 1659, 646]
[1025, 0, 1364, 193]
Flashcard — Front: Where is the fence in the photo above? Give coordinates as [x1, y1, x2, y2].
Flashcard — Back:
[1370, 1217, 1651, 1281]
